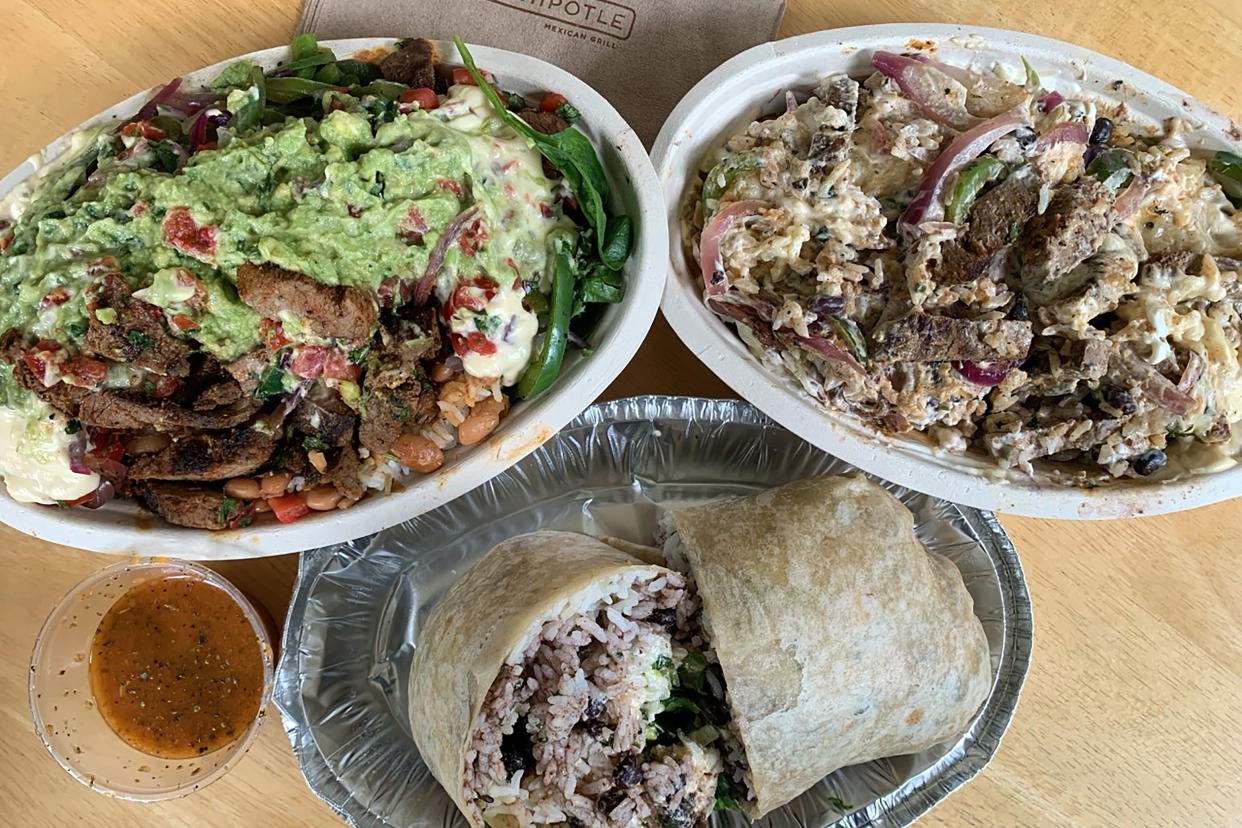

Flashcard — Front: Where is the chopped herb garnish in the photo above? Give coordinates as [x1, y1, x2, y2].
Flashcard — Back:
[714, 774, 741, 811]
[827, 796, 852, 812]
[127, 330, 153, 351]
[217, 497, 238, 526]
[256, 365, 287, 398]
[302, 433, 330, 451]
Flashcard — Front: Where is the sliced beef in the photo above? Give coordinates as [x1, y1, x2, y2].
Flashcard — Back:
[807, 75, 860, 167]
[357, 330, 438, 459]
[83, 274, 190, 377]
[78, 390, 259, 431]
[324, 444, 365, 501]
[128, 425, 277, 481]
[1038, 236, 1140, 329]
[193, 375, 245, 411]
[518, 108, 568, 135]
[290, 384, 357, 448]
[933, 167, 1042, 285]
[1019, 177, 1117, 304]
[224, 349, 269, 396]
[984, 417, 1121, 467]
[236, 263, 377, 341]
[131, 481, 237, 530]
[0, 329, 86, 416]
[871, 315, 1033, 363]
[385, 305, 442, 365]
[379, 38, 436, 88]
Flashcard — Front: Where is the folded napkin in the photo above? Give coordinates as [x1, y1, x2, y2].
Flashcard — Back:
[298, 0, 785, 145]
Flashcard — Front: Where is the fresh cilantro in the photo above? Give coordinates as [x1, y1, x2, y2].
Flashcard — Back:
[1005, 221, 1021, 244]
[660, 695, 701, 714]
[257, 365, 287, 398]
[150, 141, 182, 173]
[555, 102, 582, 123]
[474, 313, 502, 336]
[127, 330, 153, 351]
[504, 92, 527, 112]
[238, 516, 254, 529]
[65, 320, 88, 339]
[217, 497, 238, 526]
[347, 343, 371, 363]
[828, 796, 852, 812]
[302, 433, 330, 451]
[714, 774, 741, 811]
[652, 654, 674, 675]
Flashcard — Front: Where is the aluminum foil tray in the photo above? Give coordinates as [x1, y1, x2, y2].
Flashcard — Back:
[274, 395, 1032, 828]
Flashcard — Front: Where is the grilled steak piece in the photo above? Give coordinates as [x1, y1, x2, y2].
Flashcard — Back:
[518, 108, 568, 135]
[1037, 234, 1140, 329]
[128, 425, 277, 481]
[379, 38, 436, 88]
[324, 444, 365, 501]
[358, 366, 437, 459]
[224, 349, 269, 396]
[385, 305, 442, 365]
[871, 315, 1033, 363]
[0, 329, 87, 416]
[933, 167, 1043, 285]
[236, 263, 377, 341]
[984, 417, 1121, 467]
[1019, 176, 1117, 304]
[83, 274, 191, 376]
[131, 481, 240, 529]
[290, 385, 357, 448]
[807, 75, 860, 166]
[78, 390, 259, 431]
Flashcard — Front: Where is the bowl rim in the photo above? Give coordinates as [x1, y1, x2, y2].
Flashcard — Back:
[0, 37, 667, 555]
[652, 22, 1242, 519]
[28, 558, 276, 800]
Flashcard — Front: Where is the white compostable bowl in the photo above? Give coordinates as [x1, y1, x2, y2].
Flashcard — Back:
[653, 23, 1242, 519]
[0, 38, 666, 556]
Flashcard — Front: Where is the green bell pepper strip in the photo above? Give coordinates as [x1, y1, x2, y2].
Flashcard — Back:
[515, 242, 575, 398]
[1208, 150, 1242, 207]
[827, 315, 869, 366]
[1086, 148, 1133, 190]
[264, 76, 344, 104]
[946, 155, 1004, 223]
[702, 150, 765, 216]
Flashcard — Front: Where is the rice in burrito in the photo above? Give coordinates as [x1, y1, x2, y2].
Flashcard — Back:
[408, 476, 990, 826]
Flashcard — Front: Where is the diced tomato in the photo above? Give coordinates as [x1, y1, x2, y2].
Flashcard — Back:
[86, 256, 121, 276]
[171, 314, 199, 332]
[443, 274, 499, 320]
[62, 356, 109, 386]
[438, 178, 464, 197]
[451, 331, 497, 356]
[40, 286, 70, 309]
[539, 92, 568, 113]
[458, 218, 490, 256]
[63, 489, 99, 507]
[268, 492, 309, 524]
[23, 351, 50, 380]
[132, 201, 148, 217]
[322, 349, 361, 382]
[399, 206, 429, 242]
[290, 346, 328, 379]
[398, 87, 439, 110]
[260, 318, 291, 350]
[0, 231, 12, 252]
[451, 67, 477, 86]
[121, 120, 167, 141]
[163, 207, 217, 260]
[198, 141, 218, 151]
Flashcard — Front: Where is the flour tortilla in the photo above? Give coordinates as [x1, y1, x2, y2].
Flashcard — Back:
[407, 530, 667, 826]
[663, 474, 992, 817]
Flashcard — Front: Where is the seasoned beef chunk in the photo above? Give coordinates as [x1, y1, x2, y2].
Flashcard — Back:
[0, 329, 87, 416]
[192, 375, 245, 411]
[290, 385, 357, 447]
[128, 425, 277, 481]
[933, 168, 1042, 285]
[1019, 177, 1117, 304]
[807, 75, 860, 166]
[236, 263, 377, 341]
[871, 315, 1034, 363]
[131, 481, 238, 529]
[83, 274, 191, 376]
[518, 108, 568, 135]
[984, 417, 1121, 467]
[1036, 235, 1140, 329]
[78, 390, 258, 431]
[379, 38, 436, 88]
[224, 349, 269, 396]
[358, 366, 436, 459]
[324, 444, 365, 501]
[385, 305, 442, 365]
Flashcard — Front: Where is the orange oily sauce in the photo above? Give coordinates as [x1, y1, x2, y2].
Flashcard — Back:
[88, 575, 265, 759]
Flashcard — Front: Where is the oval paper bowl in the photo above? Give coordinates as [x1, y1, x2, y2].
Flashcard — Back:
[0, 38, 665, 557]
[653, 23, 1242, 519]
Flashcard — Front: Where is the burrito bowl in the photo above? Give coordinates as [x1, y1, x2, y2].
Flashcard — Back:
[654, 24, 1242, 518]
[0, 36, 664, 556]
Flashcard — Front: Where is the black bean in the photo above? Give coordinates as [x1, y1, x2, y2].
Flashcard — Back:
[647, 607, 678, 631]
[613, 751, 643, 788]
[500, 717, 535, 776]
[1008, 295, 1030, 321]
[1013, 126, 1037, 149]
[597, 788, 626, 815]
[1132, 449, 1167, 476]
[808, 294, 846, 316]
[792, 177, 808, 190]
[583, 696, 605, 721]
[1098, 384, 1137, 416]
[1089, 117, 1114, 145]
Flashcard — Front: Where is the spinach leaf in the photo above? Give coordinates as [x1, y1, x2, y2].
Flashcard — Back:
[714, 774, 741, 811]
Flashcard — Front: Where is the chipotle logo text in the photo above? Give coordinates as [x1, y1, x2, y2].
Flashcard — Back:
[483, 0, 636, 40]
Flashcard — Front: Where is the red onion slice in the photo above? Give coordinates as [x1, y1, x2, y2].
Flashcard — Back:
[794, 334, 867, 376]
[911, 55, 1028, 117]
[872, 51, 981, 131]
[900, 107, 1031, 229]
[414, 206, 479, 306]
[1038, 91, 1065, 112]
[134, 77, 183, 121]
[699, 200, 768, 296]
[1034, 121, 1088, 153]
[1112, 176, 1153, 222]
[1178, 350, 1206, 393]
[67, 433, 92, 475]
[79, 480, 116, 510]
[188, 107, 230, 149]
[953, 359, 1017, 387]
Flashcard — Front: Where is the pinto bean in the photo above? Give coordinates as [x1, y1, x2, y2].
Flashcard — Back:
[457, 398, 505, 445]
[258, 472, 291, 498]
[125, 434, 172, 455]
[305, 484, 342, 511]
[391, 432, 444, 473]
[429, 361, 454, 383]
[223, 477, 261, 499]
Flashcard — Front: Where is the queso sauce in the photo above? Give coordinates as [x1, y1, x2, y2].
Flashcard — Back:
[88, 575, 265, 759]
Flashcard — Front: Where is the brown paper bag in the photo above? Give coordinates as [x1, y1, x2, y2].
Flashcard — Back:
[299, 0, 785, 145]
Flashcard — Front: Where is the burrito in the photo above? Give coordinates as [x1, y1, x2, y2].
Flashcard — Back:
[408, 476, 991, 827]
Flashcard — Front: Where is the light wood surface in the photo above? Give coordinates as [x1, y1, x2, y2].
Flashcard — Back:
[1, 1, 1240, 826]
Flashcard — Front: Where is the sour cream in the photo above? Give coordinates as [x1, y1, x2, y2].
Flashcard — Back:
[0, 407, 99, 504]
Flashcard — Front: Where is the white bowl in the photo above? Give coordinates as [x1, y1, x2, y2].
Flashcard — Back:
[0, 38, 666, 557]
[653, 23, 1242, 519]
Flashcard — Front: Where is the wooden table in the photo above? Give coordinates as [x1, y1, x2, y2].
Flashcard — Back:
[2, 1, 1241, 825]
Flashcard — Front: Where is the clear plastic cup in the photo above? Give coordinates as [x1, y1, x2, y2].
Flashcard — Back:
[28, 559, 275, 800]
